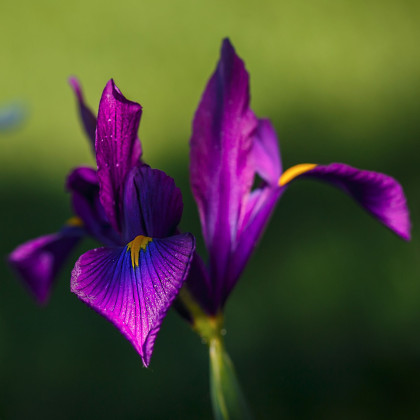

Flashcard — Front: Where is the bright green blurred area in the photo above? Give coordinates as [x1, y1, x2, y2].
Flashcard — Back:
[1, 0, 420, 418]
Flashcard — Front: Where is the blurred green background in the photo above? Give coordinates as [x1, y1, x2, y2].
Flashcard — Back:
[1, 0, 420, 418]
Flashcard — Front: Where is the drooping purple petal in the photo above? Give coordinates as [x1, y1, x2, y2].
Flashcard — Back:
[190, 38, 258, 306]
[95, 79, 143, 233]
[67, 166, 121, 246]
[285, 162, 411, 240]
[122, 165, 183, 242]
[69, 77, 97, 147]
[71, 233, 195, 367]
[8, 225, 83, 305]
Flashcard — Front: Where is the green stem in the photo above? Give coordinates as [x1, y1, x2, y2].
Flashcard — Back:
[209, 336, 253, 420]
[178, 288, 253, 420]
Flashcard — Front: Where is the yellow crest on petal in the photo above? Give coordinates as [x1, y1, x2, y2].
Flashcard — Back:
[66, 216, 83, 227]
[127, 235, 153, 268]
[279, 163, 317, 186]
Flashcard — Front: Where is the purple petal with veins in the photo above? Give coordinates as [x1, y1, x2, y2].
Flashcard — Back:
[71, 233, 195, 366]
[122, 165, 183, 242]
[95, 79, 143, 233]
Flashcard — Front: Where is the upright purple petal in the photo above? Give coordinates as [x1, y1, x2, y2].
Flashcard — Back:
[251, 119, 282, 186]
[235, 119, 283, 246]
[69, 77, 97, 147]
[190, 39, 258, 305]
[71, 233, 195, 367]
[96, 79, 143, 233]
[122, 165, 183, 242]
[284, 162, 411, 240]
[67, 166, 121, 246]
[8, 225, 83, 305]
[189, 119, 284, 311]
[217, 122, 283, 302]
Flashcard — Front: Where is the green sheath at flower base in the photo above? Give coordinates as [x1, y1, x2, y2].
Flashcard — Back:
[179, 287, 252, 420]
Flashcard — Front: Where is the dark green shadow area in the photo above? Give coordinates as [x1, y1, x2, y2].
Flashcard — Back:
[1, 106, 419, 420]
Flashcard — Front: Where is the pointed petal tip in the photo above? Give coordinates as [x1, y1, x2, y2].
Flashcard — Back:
[68, 76, 79, 88]
[68, 76, 83, 101]
[220, 37, 241, 65]
[103, 78, 115, 93]
[392, 211, 411, 242]
[221, 37, 234, 51]
[102, 79, 142, 112]
[400, 230, 411, 242]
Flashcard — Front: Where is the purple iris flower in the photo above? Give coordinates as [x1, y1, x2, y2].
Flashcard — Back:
[185, 39, 411, 316]
[8, 41, 411, 371]
[9, 79, 195, 366]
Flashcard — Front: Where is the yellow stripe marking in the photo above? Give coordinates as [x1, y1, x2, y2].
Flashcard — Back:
[66, 216, 83, 227]
[126, 235, 152, 268]
[279, 163, 317, 186]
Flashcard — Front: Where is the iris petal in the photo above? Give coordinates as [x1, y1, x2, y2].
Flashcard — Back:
[69, 77, 97, 147]
[9, 226, 83, 304]
[67, 166, 120, 246]
[122, 165, 183, 241]
[190, 38, 258, 308]
[189, 41, 288, 311]
[71, 233, 195, 366]
[95, 79, 143, 233]
[251, 119, 282, 186]
[284, 162, 411, 240]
